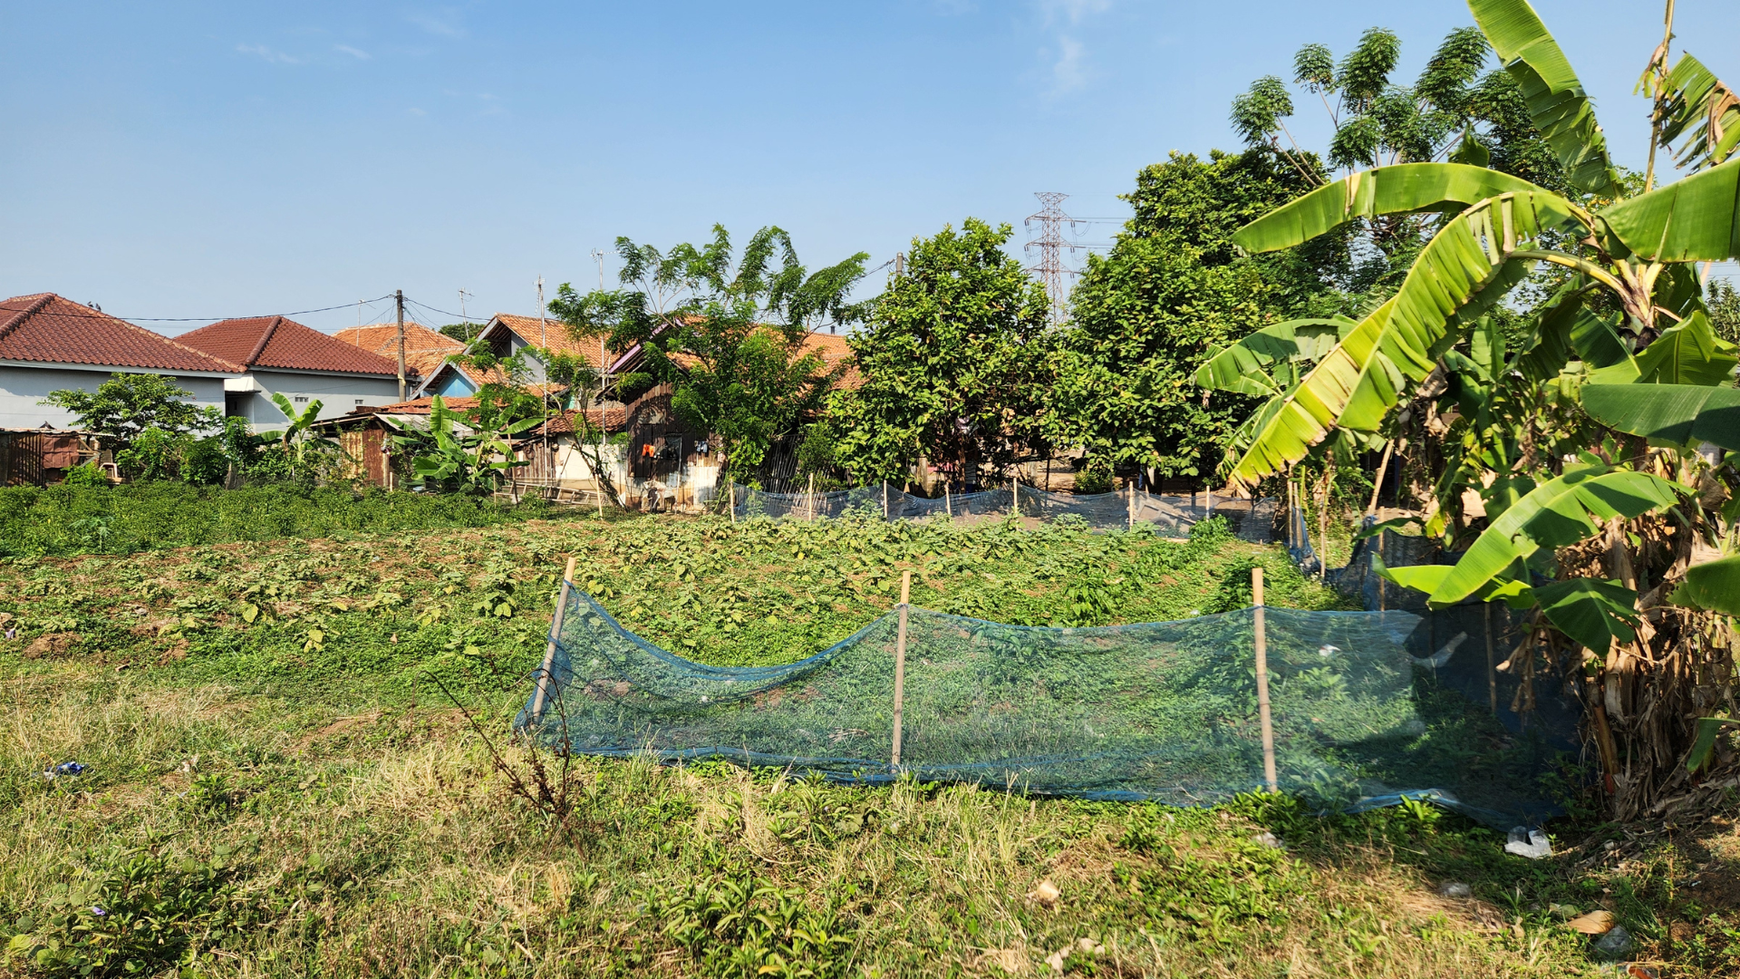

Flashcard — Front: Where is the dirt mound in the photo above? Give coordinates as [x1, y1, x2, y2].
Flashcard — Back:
[23, 632, 81, 659]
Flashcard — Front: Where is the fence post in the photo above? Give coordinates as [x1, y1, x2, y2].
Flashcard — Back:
[1253, 566, 1278, 793]
[883, 479, 889, 521]
[1484, 602, 1498, 713]
[1012, 478, 1019, 519]
[945, 484, 951, 519]
[530, 556, 580, 723]
[1127, 482, 1134, 531]
[729, 481, 736, 525]
[892, 570, 912, 767]
[806, 473, 817, 521]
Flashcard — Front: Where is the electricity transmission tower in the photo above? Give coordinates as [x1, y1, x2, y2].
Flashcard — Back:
[1023, 192, 1084, 326]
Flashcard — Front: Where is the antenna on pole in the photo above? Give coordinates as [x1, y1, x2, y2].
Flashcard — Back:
[592, 248, 609, 397]
[458, 288, 473, 325]
[1023, 192, 1083, 327]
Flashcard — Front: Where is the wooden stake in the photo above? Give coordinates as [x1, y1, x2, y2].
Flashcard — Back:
[883, 479, 889, 520]
[1318, 467, 1331, 580]
[807, 472, 816, 521]
[1253, 566, 1278, 793]
[1127, 481, 1134, 531]
[530, 556, 580, 722]
[1367, 440, 1393, 516]
[1377, 532, 1386, 612]
[1484, 603, 1499, 713]
[1012, 477, 1019, 519]
[944, 483, 951, 519]
[892, 570, 912, 767]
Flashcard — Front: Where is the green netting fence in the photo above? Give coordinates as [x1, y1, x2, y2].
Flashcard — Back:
[729, 482, 1278, 540]
[518, 581, 1577, 829]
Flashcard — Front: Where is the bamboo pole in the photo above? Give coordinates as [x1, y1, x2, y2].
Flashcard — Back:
[1367, 441, 1393, 516]
[883, 479, 889, 521]
[1253, 566, 1278, 792]
[1011, 477, 1019, 519]
[807, 472, 816, 521]
[945, 483, 951, 519]
[1127, 481, 1134, 531]
[1318, 466, 1331, 580]
[1377, 532, 1387, 611]
[892, 570, 912, 767]
[530, 556, 580, 722]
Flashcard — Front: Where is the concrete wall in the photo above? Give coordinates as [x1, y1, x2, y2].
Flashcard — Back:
[0, 364, 227, 430]
[235, 370, 403, 429]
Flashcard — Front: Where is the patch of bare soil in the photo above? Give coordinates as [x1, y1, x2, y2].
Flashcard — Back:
[293, 711, 385, 753]
[23, 632, 81, 659]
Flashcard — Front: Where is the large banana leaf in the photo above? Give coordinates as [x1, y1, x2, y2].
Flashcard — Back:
[1468, 0, 1623, 198]
[1657, 52, 1740, 170]
[1232, 163, 1543, 253]
[1226, 191, 1584, 484]
[1533, 578, 1640, 651]
[1194, 318, 1354, 397]
[1631, 312, 1740, 386]
[1674, 555, 1740, 615]
[1413, 461, 1681, 606]
[1581, 384, 1740, 450]
[1601, 156, 1740, 261]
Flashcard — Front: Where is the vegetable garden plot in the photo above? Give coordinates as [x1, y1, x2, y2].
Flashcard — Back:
[519, 586, 1572, 829]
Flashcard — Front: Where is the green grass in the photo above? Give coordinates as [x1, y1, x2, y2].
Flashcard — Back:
[1, 510, 1735, 977]
[0, 483, 572, 558]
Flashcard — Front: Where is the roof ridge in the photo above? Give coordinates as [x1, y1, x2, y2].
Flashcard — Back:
[244, 315, 283, 367]
[0, 294, 56, 342]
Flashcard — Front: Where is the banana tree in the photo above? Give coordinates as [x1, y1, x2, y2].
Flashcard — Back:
[1201, 0, 1740, 816]
[267, 392, 329, 463]
[394, 395, 541, 494]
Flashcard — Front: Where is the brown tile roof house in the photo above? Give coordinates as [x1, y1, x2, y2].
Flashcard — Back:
[177, 316, 401, 376]
[490, 313, 615, 369]
[0, 293, 243, 373]
[331, 323, 468, 381]
[0, 293, 245, 431]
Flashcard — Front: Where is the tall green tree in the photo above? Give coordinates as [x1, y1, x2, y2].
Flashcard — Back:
[1046, 148, 1333, 482]
[826, 219, 1051, 485]
[40, 373, 220, 449]
[550, 225, 867, 480]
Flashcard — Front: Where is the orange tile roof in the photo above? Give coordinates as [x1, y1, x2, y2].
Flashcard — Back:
[663, 328, 860, 388]
[177, 316, 401, 376]
[331, 323, 467, 379]
[0, 293, 243, 373]
[490, 313, 619, 369]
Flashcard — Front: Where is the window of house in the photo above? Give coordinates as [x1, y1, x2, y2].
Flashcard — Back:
[293, 396, 309, 403]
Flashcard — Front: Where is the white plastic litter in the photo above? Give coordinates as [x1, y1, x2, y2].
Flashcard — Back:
[1505, 826, 1553, 859]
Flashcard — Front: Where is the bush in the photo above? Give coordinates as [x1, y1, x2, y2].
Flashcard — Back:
[1074, 457, 1114, 494]
[57, 463, 108, 488]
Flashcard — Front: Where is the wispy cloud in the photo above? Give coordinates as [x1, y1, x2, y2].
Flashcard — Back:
[408, 11, 463, 37]
[1051, 36, 1086, 93]
[236, 43, 300, 65]
[1035, 0, 1109, 97]
[408, 107, 428, 117]
[1039, 0, 1111, 27]
[334, 44, 371, 60]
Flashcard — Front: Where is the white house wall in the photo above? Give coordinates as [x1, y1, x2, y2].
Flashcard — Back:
[238, 370, 403, 429]
[0, 364, 226, 430]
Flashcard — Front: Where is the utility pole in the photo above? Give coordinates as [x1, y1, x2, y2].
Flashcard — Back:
[458, 287, 473, 326]
[395, 289, 406, 401]
[592, 248, 608, 396]
[1023, 192, 1083, 327]
[894, 252, 904, 278]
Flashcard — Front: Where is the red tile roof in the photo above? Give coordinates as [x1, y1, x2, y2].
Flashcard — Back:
[177, 316, 402, 377]
[331, 323, 467, 379]
[489, 313, 623, 370]
[0, 293, 244, 373]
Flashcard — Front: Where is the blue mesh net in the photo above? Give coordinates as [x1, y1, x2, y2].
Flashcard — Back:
[518, 587, 1575, 829]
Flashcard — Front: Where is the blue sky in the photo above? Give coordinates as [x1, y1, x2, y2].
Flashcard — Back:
[3, 1, 1736, 334]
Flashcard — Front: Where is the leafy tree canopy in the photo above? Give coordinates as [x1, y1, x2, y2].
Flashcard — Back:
[826, 219, 1052, 485]
[439, 322, 484, 344]
[1046, 148, 1331, 481]
[40, 373, 221, 448]
[550, 225, 867, 478]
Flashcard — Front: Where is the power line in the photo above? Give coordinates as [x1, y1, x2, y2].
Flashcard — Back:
[119, 296, 396, 322]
